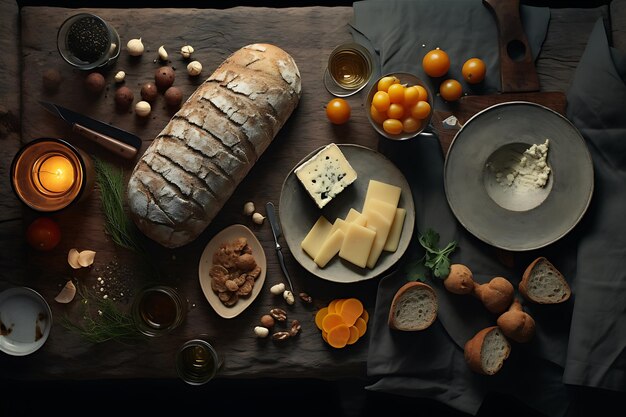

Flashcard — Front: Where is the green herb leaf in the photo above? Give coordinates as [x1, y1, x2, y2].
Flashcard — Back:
[416, 228, 458, 280]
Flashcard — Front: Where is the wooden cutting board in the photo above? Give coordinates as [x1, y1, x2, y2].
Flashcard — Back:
[433, 0, 567, 156]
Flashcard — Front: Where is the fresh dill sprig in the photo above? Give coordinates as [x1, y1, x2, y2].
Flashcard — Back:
[93, 157, 147, 256]
[60, 285, 141, 344]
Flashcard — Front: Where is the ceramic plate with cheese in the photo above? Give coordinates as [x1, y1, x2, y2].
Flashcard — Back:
[280, 144, 414, 283]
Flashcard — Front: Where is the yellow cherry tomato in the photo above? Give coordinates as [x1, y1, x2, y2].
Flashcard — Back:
[402, 116, 422, 133]
[387, 83, 406, 104]
[439, 79, 463, 102]
[382, 119, 403, 135]
[462, 57, 486, 84]
[410, 100, 431, 120]
[370, 104, 387, 124]
[386, 103, 405, 120]
[377, 76, 400, 92]
[416, 85, 429, 102]
[403, 86, 420, 107]
[422, 48, 450, 78]
[326, 98, 351, 124]
[372, 91, 391, 113]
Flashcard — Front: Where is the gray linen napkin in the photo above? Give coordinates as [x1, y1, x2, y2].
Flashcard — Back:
[561, 18, 626, 392]
[352, 1, 625, 415]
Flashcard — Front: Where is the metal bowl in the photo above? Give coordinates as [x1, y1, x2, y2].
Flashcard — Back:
[364, 72, 433, 141]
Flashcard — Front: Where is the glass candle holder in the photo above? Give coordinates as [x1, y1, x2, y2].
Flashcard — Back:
[175, 339, 224, 385]
[131, 286, 187, 337]
[10, 138, 95, 212]
[57, 13, 120, 71]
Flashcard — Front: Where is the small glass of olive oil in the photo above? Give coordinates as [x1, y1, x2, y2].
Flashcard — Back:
[175, 339, 223, 385]
[131, 286, 186, 337]
[324, 42, 373, 97]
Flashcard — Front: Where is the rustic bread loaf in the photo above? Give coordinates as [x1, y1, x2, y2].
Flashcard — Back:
[127, 44, 301, 248]
[388, 281, 438, 331]
[464, 326, 511, 375]
[519, 257, 571, 304]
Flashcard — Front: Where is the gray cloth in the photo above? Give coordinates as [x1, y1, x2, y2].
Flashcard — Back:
[562, 18, 626, 391]
[349, 0, 549, 110]
[352, 1, 626, 416]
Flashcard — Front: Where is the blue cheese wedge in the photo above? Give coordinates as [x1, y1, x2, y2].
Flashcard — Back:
[294, 143, 357, 209]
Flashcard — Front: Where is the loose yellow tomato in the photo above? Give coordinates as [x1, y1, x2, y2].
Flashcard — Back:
[462, 58, 486, 84]
[377, 76, 400, 92]
[326, 98, 351, 124]
[370, 104, 387, 124]
[372, 91, 391, 113]
[387, 83, 406, 104]
[439, 79, 463, 102]
[422, 48, 450, 78]
[410, 100, 431, 120]
[382, 119, 403, 135]
[386, 103, 405, 120]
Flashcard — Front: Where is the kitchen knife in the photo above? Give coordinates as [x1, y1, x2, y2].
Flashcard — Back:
[39, 101, 141, 159]
[265, 201, 295, 293]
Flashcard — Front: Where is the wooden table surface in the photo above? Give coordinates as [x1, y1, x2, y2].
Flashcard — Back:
[0, 0, 621, 388]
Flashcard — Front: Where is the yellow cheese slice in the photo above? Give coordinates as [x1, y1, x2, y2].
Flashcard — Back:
[384, 207, 406, 252]
[314, 229, 346, 268]
[362, 209, 393, 269]
[301, 216, 332, 260]
[352, 213, 368, 227]
[338, 222, 376, 268]
[344, 208, 361, 223]
[365, 198, 397, 222]
[363, 179, 402, 211]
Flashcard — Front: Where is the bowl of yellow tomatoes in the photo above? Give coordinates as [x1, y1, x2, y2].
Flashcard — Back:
[365, 72, 433, 141]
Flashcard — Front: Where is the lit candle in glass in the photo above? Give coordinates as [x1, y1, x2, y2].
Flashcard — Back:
[11, 138, 94, 212]
[36, 155, 75, 194]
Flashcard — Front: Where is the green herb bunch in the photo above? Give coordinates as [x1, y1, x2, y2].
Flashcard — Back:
[405, 228, 457, 281]
[60, 285, 140, 344]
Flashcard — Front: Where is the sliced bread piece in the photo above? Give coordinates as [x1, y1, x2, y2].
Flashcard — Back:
[519, 257, 571, 304]
[464, 326, 511, 375]
[388, 282, 438, 331]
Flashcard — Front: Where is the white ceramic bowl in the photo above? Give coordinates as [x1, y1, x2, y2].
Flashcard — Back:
[0, 287, 52, 356]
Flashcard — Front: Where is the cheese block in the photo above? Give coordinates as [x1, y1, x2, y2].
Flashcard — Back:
[384, 207, 406, 252]
[338, 222, 376, 268]
[363, 179, 402, 211]
[314, 229, 345, 268]
[301, 216, 332, 259]
[294, 143, 358, 209]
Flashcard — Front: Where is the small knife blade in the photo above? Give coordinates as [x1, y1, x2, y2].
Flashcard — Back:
[39, 101, 141, 159]
[266, 201, 294, 293]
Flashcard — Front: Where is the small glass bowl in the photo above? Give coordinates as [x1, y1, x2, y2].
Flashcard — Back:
[57, 13, 120, 71]
[365, 72, 434, 141]
[175, 339, 224, 385]
[131, 285, 187, 337]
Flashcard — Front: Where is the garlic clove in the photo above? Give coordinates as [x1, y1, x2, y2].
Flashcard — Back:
[77, 250, 96, 267]
[127, 38, 144, 56]
[55, 280, 77, 304]
[68, 248, 82, 269]
[158, 45, 168, 61]
[283, 290, 295, 305]
[252, 212, 265, 225]
[243, 201, 255, 216]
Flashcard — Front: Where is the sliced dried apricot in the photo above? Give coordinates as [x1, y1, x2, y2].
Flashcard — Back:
[339, 298, 363, 326]
[322, 313, 344, 333]
[355, 316, 367, 337]
[327, 298, 341, 314]
[315, 307, 329, 331]
[347, 326, 360, 345]
[360, 309, 369, 324]
[327, 324, 351, 348]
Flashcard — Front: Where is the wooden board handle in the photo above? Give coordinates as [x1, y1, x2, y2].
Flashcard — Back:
[483, 0, 540, 93]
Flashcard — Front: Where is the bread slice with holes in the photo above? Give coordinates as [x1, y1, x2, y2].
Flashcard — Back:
[464, 326, 511, 375]
[519, 257, 571, 304]
[388, 282, 438, 331]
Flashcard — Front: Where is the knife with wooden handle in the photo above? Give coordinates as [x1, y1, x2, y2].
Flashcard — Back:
[40, 101, 141, 159]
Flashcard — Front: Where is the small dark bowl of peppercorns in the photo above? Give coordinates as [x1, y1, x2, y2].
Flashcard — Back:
[57, 13, 121, 70]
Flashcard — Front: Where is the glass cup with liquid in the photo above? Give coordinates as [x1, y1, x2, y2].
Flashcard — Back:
[131, 285, 187, 337]
[175, 339, 224, 385]
[324, 42, 373, 97]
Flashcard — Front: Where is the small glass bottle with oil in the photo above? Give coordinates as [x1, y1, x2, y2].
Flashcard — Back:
[175, 339, 223, 385]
